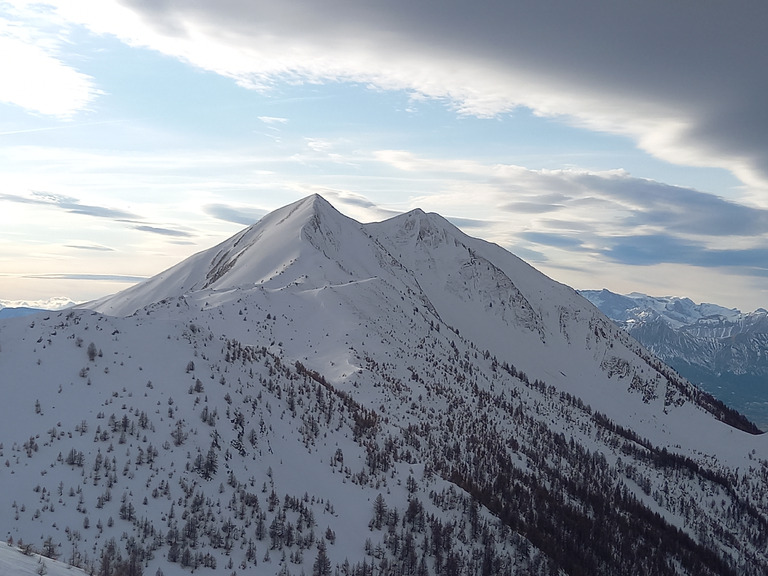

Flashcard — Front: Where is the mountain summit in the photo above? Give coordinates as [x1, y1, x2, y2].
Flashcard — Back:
[2, 195, 767, 575]
[86, 194, 367, 315]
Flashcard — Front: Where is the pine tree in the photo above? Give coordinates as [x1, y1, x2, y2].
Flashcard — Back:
[313, 539, 332, 576]
[372, 493, 387, 530]
[202, 445, 218, 479]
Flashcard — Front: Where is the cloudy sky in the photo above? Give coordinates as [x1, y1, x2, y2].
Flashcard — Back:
[2, 0, 768, 311]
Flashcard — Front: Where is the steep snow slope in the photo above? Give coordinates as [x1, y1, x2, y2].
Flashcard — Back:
[85, 195, 395, 317]
[0, 542, 89, 576]
[0, 294, 550, 576]
[3, 195, 768, 576]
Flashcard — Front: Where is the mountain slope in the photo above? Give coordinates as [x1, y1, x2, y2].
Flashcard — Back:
[2, 195, 768, 576]
[0, 542, 90, 576]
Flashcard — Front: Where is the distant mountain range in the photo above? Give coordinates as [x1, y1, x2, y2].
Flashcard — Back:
[0, 298, 75, 319]
[0, 307, 48, 319]
[2, 195, 767, 575]
[581, 289, 768, 430]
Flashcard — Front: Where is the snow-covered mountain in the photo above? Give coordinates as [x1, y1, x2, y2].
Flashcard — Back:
[2, 195, 767, 576]
[578, 290, 744, 329]
[581, 288, 768, 430]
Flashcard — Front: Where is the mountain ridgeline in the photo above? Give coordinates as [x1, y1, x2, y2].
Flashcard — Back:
[2, 195, 768, 576]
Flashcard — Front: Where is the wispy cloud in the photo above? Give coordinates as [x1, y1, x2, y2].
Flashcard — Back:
[521, 231, 587, 250]
[445, 216, 493, 230]
[133, 225, 193, 238]
[258, 116, 288, 125]
[482, 167, 768, 241]
[1, 190, 197, 242]
[0, 191, 140, 220]
[46, 0, 768, 193]
[65, 244, 114, 252]
[0, 120, 123, 137]
[25, 273, 147, 283]
[603, 235, 768, 276]
[504, 201, 566, 215]
[203, 203, 267, 226]
[570, 173, 768, 237]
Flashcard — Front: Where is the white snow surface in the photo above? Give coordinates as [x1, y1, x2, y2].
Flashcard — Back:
[0, 542, 89, 576]
[2, 194, 768, 575]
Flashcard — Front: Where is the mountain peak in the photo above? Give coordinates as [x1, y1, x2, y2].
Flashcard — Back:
[8, 196, 768, 575]
[84, 195, 371, 315]
[369, 206, 464, 253]
[271, 193, 337, 225]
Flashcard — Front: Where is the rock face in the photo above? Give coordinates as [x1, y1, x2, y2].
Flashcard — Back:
[2, 195, 767, 576]
[582, 288, 768, 429]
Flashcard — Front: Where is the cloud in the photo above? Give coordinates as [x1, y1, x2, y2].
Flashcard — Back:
[521, 231, 586, 250]
[26, 273, 147, 283]
[373, 150, 768, 242]
[258, 116, 288, 125]
[65, 244, 115, 251]
[47, 0, 768, 194]
[0, 4, 100, 116]
[0, 119, 122, 136]
[490, 168, 768, 239]
[371, 149, 768, 284]
[0, 191, 140, 220]
[322, 190, 393, 214]
[333, 194, 379, 211]
[572, 174, 768, 237]
[203, 203, 267, 226]
[445, 216, 493, 230]
[504, 201, 565, 215]
[289, 188, 404, 223]
[133, 225, 193, 237]
[0, 296, 77, 310]
[603, 234, 768, 276]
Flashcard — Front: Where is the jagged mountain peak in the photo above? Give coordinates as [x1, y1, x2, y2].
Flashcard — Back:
[580, 289, 742, 328]
[202, 193, 364, 286]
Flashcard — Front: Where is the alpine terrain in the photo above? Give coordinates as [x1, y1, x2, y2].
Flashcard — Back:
[581, 289, 768, 431]
[2, 195, 767, 576]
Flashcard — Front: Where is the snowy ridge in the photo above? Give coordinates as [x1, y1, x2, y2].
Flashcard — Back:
[3, 195, 768, 576]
